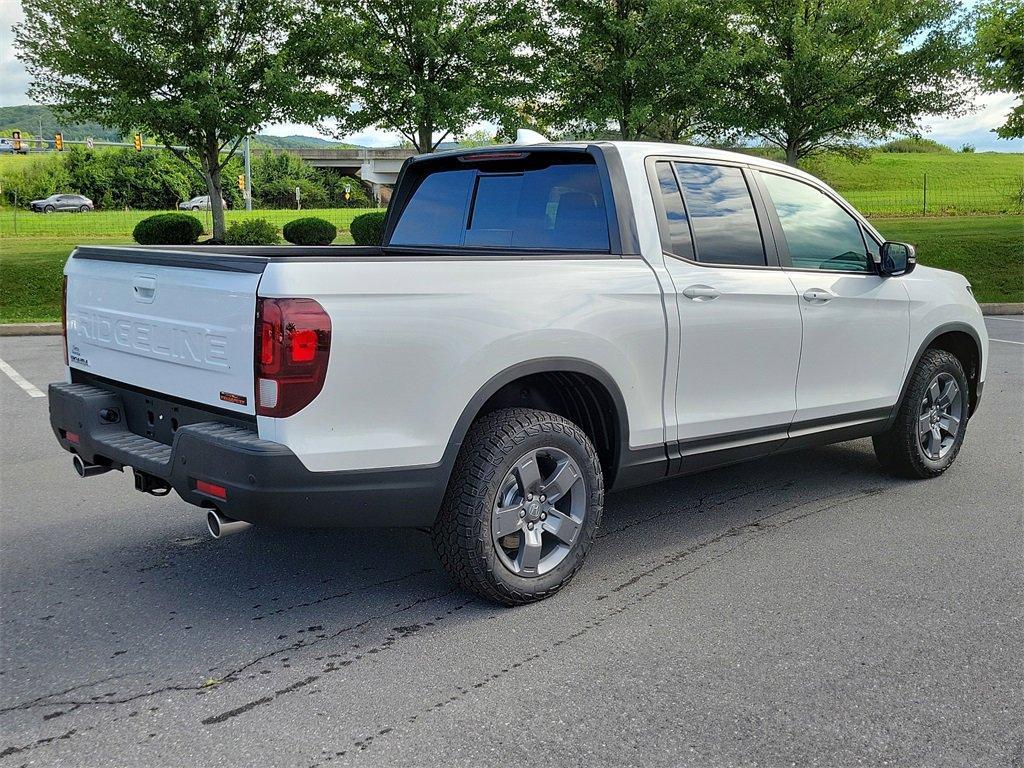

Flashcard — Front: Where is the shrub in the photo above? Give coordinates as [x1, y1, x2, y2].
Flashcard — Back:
[132, 213, 204, 245]
[283, 217, 337, 246]
[225, 218, 280, 245]
[350, 211, 387, 245]
[878, 137, 953, 154]
[959, 143, 976, 153]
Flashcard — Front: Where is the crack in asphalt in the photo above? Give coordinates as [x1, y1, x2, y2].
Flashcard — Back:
[200, 590, 471, 725]
[315, 486, 885, 765]
[0, 568, 436, 721]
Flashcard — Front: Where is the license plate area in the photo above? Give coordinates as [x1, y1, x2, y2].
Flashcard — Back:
[71, 370, 256, 446]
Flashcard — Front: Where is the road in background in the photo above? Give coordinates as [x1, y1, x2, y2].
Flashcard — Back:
[1, 319, 1021, 767]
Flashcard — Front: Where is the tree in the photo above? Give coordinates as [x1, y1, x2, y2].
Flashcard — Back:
[974, 0, 1024, 139]
[728, 0, 975, 165]
[545, 0, 743, 142]
[15, 0, 316, 239]
[311, 0, 546, 153]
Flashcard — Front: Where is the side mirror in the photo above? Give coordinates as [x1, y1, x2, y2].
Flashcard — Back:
[879, 241, 916, 276]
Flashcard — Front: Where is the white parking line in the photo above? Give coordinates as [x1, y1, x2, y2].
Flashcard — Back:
[0, 357, 45, 398]
[990, 338, 1024, 346]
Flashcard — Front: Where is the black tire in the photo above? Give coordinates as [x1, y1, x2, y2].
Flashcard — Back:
[432, 408, 604, 606]
[873, 349, 969, 479]
[79, 205, 89, 212]
[44, 205, 54, 213]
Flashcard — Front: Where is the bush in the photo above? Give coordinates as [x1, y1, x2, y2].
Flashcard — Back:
[283, 217, 337, 246]
[224, 218, 280, 245]
[132, 213, 204, 245]
[878, 137, 953, 154]
[959, 143, 976, 153]
[350, 211, 387, 245]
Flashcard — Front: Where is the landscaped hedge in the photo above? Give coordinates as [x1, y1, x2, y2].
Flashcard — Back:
[225, 218, 280, 245]
[350, 211, 386, 245]
[132, 213, 204, 245]
[283, 217, 337, 246]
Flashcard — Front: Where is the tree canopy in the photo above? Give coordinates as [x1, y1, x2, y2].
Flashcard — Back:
[544, 0, 743, 142]
[309, 0, 547, 152]
[974, 0, 1024, 139]
[726, 0, 975, 164]
[15, 0, 317, 238]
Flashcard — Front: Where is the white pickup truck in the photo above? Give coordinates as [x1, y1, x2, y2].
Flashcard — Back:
[50, 141, 988, 605]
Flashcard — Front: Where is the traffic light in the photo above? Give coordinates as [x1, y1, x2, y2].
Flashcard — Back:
[238, 174, 245, 191]
[54, 133, 63, 151]
[11, 131, 20, 151]
[133, 134, 142, 151]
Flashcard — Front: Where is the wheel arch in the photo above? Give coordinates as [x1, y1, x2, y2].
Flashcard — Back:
[893, 322, 983, 422]
[439, 358, 630, 490]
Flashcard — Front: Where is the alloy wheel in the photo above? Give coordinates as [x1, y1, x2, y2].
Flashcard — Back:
[919, 372, 963, 461]
[491, 447, 586, 577]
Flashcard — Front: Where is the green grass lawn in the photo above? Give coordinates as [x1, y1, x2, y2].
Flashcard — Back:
[872, 215, 1023, 304]
[803, 152, 1023, 216]
[0, 206, 380, 238]
[1, 214, 1019, 323]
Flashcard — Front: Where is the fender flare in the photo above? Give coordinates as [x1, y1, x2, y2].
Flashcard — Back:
[887, 321, 984, 427]
[436, 356, 632, 482]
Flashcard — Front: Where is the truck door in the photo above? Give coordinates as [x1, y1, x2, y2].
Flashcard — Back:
[647, 159, 803, 469]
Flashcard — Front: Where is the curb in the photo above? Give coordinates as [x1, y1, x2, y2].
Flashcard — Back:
[980, 303, 1024, 316]
[1, 303, 1021, 337]
[0, 323, 62, 336]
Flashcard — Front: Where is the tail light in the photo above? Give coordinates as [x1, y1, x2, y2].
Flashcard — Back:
[255, 297, 331, 418]
[61, 275, 68, 365]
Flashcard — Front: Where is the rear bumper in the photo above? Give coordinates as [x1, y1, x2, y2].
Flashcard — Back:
[49, 382, 445, 528]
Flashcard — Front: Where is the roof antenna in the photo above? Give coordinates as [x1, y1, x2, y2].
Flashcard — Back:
[515, 128, 551, 145]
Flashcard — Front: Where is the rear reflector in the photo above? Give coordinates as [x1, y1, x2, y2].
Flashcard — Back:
[195, 479, 227, 500]
[65, 431, 80, 444]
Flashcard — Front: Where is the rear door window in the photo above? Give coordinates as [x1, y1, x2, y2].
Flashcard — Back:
[673, 163, 766, 267]
[390, 157, 610, 251]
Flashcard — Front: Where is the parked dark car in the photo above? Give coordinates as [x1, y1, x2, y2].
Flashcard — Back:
[30, 194, 94, 213]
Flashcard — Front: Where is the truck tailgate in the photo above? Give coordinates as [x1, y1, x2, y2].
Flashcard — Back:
[64, 249, 263, 415]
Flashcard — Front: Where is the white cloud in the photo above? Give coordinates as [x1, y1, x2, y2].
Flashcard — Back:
[916, 91, 1024, 151]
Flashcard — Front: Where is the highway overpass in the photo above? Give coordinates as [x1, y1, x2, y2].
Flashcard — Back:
[264, 147, 416, 185]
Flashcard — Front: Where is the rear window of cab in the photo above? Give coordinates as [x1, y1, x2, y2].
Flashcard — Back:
[389, 153, 611, 252]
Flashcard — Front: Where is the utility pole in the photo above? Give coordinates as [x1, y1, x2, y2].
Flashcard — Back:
[243, 135, 253, 211]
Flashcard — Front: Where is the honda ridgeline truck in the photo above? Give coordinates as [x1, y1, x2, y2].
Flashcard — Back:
[50, 141, 988, 605]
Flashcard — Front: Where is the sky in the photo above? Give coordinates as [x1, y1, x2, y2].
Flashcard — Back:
[1, 0, 1021, 152]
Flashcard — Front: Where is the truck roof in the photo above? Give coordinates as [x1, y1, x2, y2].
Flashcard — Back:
[420, 140, 824, 187]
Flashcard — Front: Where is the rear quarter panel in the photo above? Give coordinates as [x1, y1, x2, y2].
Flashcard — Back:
[257, 257, 667, 472]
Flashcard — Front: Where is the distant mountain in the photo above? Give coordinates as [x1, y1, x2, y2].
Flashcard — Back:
[0, 105, 363, 149]
[0, 105, 122, 141]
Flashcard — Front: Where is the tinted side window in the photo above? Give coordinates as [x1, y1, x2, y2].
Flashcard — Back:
[673, 163, 765, 266]
[390, 169, 475, 246]
[653, 161, 694, 259]
[761, 173, 870, 272]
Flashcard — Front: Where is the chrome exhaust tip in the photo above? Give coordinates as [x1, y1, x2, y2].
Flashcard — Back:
[206, 509, 252, 539]
[73, 454, 111, 478]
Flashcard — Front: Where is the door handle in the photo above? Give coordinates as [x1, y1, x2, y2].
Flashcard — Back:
[682, 285, 721, 302]
[802, 288, 834, 304]
[133, 275, 157, 303]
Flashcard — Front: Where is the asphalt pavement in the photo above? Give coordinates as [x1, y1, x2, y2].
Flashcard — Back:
[1, 318, 1022, 767]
